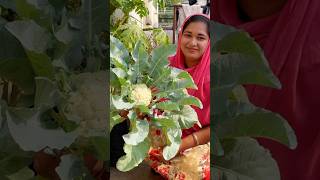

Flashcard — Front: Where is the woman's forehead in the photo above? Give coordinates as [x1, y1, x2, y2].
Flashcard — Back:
[183, 22, 209, 35]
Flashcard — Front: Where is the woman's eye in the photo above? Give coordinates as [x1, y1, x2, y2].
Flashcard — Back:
[197, 37, 205, 40]
[184, 34, 192, 38]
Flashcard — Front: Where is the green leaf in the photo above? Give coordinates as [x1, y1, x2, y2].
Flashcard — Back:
[6, 106, 78, 151]
[111, 67, 127, 85]
[215, 106, 297, 149]
[136, 105, 149, 113]
[54, 22, 77, 45]
[116, 138, 150, 172]
[149, 44, 176, 79]
[123, 119, 149, 146]
[210, 21, 237, 44]
[176, 72, 197, 89]
[56, 154, 93, 180]
[163, 128, 181, 160]
[132, 40, 149, 74]
[152, 28, 170, 46]
[212, 132, 224, 156]
[34, 77, 60, 108]
[89, 136, 108, 161]
[111, 96, 133, 110]
[0, 24, 27, 60]
[5, 20, 50, 53]
[0, 153, 33, 176]
[6, 167, 35, 180]
[213, 138, 280, 180]
[110, 114, 124, 132]
[178, 96, 203, 109]
[156, 101, 180, 111]
[154, 118, 179, 129]
[212, 31, 281, 89]
[110, 35, 129, 69]
[172, 105, 200, 129]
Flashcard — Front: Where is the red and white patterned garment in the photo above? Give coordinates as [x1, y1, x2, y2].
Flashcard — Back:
[146, 144, 210, 180]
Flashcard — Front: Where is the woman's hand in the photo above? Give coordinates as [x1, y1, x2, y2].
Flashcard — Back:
[178, 126, 210, 153]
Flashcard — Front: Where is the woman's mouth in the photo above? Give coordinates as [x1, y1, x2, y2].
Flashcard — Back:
[187, 48, 198, 53]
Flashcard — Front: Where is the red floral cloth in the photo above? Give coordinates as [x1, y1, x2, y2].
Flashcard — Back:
[146, 144, 210, 180]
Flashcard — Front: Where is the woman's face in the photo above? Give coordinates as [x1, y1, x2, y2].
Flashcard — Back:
[181, 21, 209, 67]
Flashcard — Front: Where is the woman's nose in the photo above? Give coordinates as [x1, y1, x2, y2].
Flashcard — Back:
[190, 38, 197, 46]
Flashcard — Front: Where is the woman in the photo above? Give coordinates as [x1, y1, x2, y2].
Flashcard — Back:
[147, 14, 211, 180]
[212, 0, 320, 179]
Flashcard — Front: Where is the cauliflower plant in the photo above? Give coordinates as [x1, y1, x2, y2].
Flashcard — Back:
[130, 84, 152, 106]
[64, 71, 107, 136]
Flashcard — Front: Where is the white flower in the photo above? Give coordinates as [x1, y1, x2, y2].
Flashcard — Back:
[130, 84, 152, 106]
[64, 71, 107, 136]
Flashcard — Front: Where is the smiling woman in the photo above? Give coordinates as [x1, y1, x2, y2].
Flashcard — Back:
[180, 16, 210, 68]
[146, 14, 211, 180]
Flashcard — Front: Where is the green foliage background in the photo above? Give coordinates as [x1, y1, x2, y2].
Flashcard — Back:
[0, 0, 108, 179]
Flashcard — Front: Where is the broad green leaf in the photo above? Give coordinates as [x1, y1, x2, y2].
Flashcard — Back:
[116, 22, 150, 52]
[0, 24, 27, 60]
[78, 0, 107, 36]
[111, 96, 133, 110]
[172, 105, 200, 129]
[34, 77, 60, 108]
[231, 85, 250, 103]
[0, 102, 34, 166]
[6, 167, 34, 180]
[136, 105, 149, 113]
[56, 154, 93, 180]
[111, 67, 127, 85]
[112, 68, 127, 79]
[14, 0, 53, 29]
[210, 21, 237, 44]
[5, 20, 50, 53]
[0, 154, 33, 177]
[132, 41, 149, 83]
[213, 53, 280, 89]
[212, 132, 224, 156]
[212, 31, 281, 89]
[116, 138, 150, 171]
[178, 96, 203, 109]
[154, 118, 179, 129]
[110, 35, 129, 69]
[26, 51, 55, 80]
[215, 107, 297, 149]
[150, 67, 171, 87]
[213, 138, 280, 180]
[89, 136, 108, 161]
[152, 28, 170, 46]
[110, 114, 124, 132]
[149, 44, 176, 79]
[123, 119, 149, 145]
[163, 128, 181, 160]
[6, 106, 77, 151]
[156, 101, 180, 111]
[54, 22, 76, 44]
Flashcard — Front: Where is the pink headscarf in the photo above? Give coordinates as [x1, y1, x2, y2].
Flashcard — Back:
[169, 14, 211, 137]
[212, 1, 320, 179]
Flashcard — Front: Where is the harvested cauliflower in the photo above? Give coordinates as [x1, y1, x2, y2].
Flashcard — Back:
[64, 71, 107, 136]
[130, 84, 152, 106]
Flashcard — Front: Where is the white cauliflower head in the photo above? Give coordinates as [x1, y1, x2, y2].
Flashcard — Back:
[130, 84, 152, 106]
[64, 71, 107, 136]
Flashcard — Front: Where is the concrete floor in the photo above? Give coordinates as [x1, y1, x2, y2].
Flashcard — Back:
[110, 163, 164, 180]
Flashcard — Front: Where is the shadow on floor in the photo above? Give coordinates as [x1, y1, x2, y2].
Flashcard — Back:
[110, 163, 164, 180]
